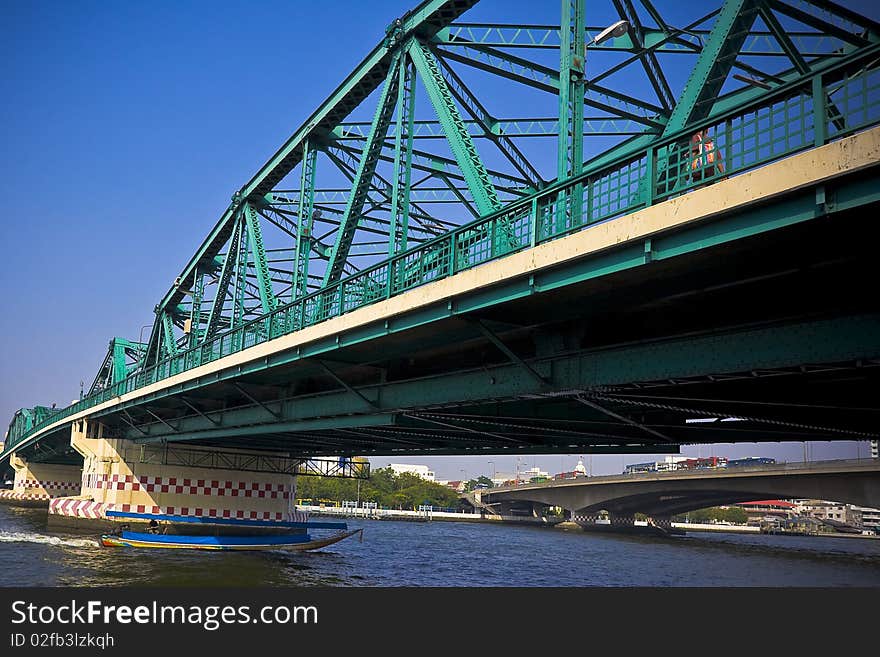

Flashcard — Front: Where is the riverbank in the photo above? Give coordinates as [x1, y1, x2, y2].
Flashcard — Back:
[298, 504, 554, 525]
[299, 506, 880, 539]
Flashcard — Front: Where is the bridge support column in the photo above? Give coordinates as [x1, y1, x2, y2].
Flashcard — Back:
[48, 420, 300, 528]
[572, 512, 600, 526]
[0, 454, 81, 505]
[650, 516, 673, 531]
[610, 514, 636, 528]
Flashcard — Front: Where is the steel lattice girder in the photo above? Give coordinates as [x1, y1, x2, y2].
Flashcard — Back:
[662, 0, 762, 136]
[323, 50, 404, 285]
[408, 39, 502, 215]
[88, 338, 147, 394]
[434, 22, 861, 55]
[11, 0, 880, 459]
[147, 0, 479, 362]
[147, 0, 880, 348]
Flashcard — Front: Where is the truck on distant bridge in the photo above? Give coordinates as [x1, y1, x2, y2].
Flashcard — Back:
[624, 456, 777, 474]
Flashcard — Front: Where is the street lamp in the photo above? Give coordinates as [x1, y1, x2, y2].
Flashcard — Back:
[591, 19, 630, 46]
[137, 323, 153, 347]
[488, 461, 495, 485]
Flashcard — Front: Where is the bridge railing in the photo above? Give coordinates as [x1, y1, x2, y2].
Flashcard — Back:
[7, 48, 880, 452]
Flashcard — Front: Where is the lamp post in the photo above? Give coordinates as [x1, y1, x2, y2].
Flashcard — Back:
[488, 461, 495, 485]
[137, 323, 153, 347]
[590, 20, 630, 48]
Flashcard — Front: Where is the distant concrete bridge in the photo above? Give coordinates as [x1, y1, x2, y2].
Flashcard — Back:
[478, 459, 880, 529]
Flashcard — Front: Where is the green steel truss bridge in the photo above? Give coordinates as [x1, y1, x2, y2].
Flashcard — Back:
[4, 0, 880, 468]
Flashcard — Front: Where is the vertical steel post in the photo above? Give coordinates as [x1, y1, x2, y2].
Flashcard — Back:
[161, 312, 177, 359]
[557, 0, 586, 232]
[293, 141, 318, 303]
[323, 50, 403, 286]
[243, 201, 277, 317]
[233, 208, 250, 344]
[389, 56, 416, 258]
[204, 219, 241, 341]
[812, 74, 828, 147]
[188, 271, 204, 350]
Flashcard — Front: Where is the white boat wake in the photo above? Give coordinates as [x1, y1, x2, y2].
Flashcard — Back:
[0, 531, 99, 548]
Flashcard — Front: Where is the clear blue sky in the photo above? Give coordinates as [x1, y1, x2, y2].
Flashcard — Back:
[1, 1, 876, 480]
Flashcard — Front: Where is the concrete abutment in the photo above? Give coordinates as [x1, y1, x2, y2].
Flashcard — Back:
[0, 454, 81, 505]
[43, 420, 302, 530]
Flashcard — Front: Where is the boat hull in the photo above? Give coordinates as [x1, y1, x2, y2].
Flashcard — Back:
[100, 528, 362, 551]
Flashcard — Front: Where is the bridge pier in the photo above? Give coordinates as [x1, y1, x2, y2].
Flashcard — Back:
[570, 511, 679, 535]
[0, 454, 81, 506]
[609, 514, 636, 529]
[48, 420, 301, 529]
[650, 516, 673, 531]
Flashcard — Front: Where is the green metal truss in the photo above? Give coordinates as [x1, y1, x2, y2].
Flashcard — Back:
[436, 21, 856, 56]
[293, 141, 318, 301]
[8, 0, 880, 460]
[203, 218, 241, 341]
[243, 201, 278, 315]
[89, 338, 148, 395]
[408, 38, 502, 215]
[432, 52, 545, 190]
[161, 311, 178, 359]
[187, 271, 204, 349]
[323, 50, 404, 286]
[557, 0, 586, 232]
[662, 0, 761, 137]
[390, 57, 416, 257]
[615, 0, 675, 112]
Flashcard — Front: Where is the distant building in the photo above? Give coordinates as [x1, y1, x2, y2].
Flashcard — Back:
[734, 500, 796, 523]
[851, 506, 880, 531]
[443, 480, 465, 492]
[793, 499, 863, 527]
[521, 466, 549, 482]
[388, 463, 435, 482]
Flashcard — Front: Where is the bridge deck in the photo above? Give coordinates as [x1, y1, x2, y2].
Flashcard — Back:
[487, 458, 880, 493]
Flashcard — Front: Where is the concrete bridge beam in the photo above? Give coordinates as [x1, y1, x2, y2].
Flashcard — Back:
[489, 471, 880, 515]
[483, 461, 880, 529]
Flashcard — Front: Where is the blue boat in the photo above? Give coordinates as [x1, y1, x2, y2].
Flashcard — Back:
[99, 510, 362, 551]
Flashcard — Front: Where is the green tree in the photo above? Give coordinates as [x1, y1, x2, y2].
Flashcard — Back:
[296, 466, 459, 509]
[723, 506, 748, 524]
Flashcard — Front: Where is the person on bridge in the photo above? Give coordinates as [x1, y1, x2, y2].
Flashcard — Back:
[689, 129, 725, 182]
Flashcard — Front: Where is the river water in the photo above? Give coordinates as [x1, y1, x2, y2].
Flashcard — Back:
[1, 503, 879, 587]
